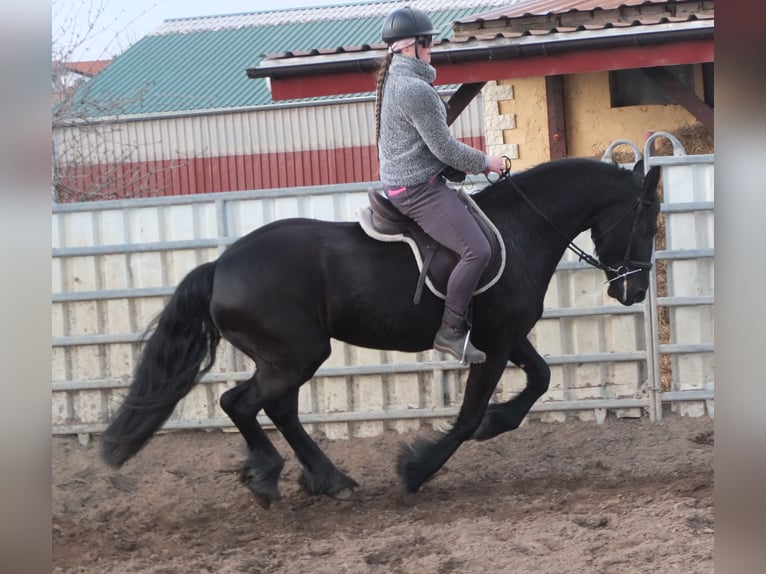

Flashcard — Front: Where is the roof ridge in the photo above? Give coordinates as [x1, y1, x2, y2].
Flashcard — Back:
[151, 0, 511, 36]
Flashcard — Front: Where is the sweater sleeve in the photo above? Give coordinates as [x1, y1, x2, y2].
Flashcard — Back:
[405, 82, 488, 174]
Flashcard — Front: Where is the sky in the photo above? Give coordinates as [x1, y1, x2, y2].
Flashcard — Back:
[52, 0, 373, 61]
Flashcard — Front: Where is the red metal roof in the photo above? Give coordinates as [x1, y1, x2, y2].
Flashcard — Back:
[458, 0, 673, 21]
[59, 60, 111, 77]
[453, 0, 714, 33]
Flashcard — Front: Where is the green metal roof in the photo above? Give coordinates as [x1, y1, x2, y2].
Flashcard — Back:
[63, 0, 508, 119]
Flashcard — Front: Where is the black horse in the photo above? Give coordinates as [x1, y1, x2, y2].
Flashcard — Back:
[101, 158, 661, 508]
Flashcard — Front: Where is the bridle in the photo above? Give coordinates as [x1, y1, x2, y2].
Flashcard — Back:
[589, 190, 655, 281]
[489, 160, 654, 283]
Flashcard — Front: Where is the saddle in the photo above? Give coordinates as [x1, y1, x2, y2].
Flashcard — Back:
[357, 187, 506, 305]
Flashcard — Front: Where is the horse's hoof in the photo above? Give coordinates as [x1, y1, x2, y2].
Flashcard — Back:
[240, 466, 282, 510]
[298, 468, 359, 497]
[471, 423, 492, 441]
[252, 492, 274, 510]
[246, 483, 281, 509]
[331, 486, 357, 501]
[395, 484, 417, 507]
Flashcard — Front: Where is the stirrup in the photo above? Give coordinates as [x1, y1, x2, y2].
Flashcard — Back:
[460, 330, 472, 365]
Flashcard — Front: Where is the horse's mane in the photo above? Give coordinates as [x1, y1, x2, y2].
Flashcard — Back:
[475, 158, 628, 206]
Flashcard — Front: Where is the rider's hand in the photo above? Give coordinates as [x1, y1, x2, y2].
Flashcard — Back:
[484, 155, 509, 175]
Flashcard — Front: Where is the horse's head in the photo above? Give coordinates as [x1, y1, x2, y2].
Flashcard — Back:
[593, 161, 661, 306]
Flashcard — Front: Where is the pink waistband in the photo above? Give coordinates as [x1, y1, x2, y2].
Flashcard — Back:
[387, 175, 439, 197]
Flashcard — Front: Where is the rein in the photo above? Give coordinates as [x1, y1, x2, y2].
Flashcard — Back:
[489, 163, 652, 283]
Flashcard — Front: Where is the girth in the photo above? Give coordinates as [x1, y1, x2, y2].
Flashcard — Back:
[357, 187, 506, 305]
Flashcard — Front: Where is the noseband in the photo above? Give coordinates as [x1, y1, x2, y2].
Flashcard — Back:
[590, 194, 655, 282]
[499, 170, 653, 282]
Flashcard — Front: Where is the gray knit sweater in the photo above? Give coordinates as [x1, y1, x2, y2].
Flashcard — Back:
[378, 54, 488, 187]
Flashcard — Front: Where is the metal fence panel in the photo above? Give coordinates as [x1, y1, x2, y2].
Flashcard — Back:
[643, 133, 715, 419]
[51, 136, 714, 437]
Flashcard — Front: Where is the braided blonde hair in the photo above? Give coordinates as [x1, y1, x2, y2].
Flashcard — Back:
[374, 52, 394, 149]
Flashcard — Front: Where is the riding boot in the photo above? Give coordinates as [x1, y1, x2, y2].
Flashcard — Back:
[433, 308, 486, 364]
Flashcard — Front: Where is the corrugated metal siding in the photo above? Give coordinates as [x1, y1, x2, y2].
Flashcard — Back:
[54, 100, 478, 159]
[63, 1, 509, 118]
[54, 97, 486, 199]
[55, 142, 484, 199]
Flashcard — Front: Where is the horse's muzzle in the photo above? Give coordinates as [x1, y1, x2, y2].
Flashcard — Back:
[608, 279, 647, 306]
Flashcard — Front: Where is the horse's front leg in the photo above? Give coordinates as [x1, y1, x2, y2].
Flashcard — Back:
[397, 354, 509, 494]
[472, 337, 550, 441]
[264, 389, 359, 499]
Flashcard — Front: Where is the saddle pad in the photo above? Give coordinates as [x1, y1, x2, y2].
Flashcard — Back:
[357, 190, 506, 300]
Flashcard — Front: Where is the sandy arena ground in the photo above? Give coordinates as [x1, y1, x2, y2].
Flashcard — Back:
[53, 412, 713, 573]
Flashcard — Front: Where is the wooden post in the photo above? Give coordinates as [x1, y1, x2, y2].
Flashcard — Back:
[545, 75, 568, 159]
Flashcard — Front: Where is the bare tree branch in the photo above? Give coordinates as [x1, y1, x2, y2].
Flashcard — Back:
[52, 0, 186, 203]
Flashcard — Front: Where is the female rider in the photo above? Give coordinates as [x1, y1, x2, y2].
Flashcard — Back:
[375, 6, 508, 363]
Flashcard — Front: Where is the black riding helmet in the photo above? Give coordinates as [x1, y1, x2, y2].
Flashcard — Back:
[381, 6, 440, 44]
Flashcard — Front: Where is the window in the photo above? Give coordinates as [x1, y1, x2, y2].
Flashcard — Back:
[610, 65, 695, 107]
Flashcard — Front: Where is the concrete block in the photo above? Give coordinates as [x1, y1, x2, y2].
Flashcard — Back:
[317, 376, 351, 413]
[128, 207, 161, 242]
[105, 343, 134, 379]
[351, 420, 385, 438]
[129, 252, 163, 288]
[100, 254, 129, 291]
[540, 411, 566, 423]
[51, 348, 68, 382]
[52, 392, 70, 426]
[322, 422, 350, 440]
[482, 82, 514, 102]
[352, 375, 385, 411]
[72, 389, 106, 424]
[165, 204, 196, 241]
[486, 143, 519, 159]
[98, 210, 127, 244]
[615, 408, 642, 418]
[70, 346, 103, 381]
[174, 385, 212, 421]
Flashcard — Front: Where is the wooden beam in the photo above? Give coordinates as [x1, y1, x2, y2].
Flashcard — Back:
[434, 41, 714, 85]
[545, 76, 568, 159]
[641, 66, 714, 131]
[269, 71, 377, 100]
[446, 82, 486, 126]
[266, 40, 714, 101]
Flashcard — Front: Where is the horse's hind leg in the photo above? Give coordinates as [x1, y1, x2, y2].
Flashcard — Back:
[220, 333, 332, 507]
[219, 375, 285, 509]
[265, 389, 359, 498]
[472, 337, 551, 441]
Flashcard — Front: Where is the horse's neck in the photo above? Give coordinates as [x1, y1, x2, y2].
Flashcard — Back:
[485, 171, 623, 285]
[540, 175, 617, 235]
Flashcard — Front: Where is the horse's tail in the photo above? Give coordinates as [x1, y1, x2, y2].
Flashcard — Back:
[101, 261, 221, 468]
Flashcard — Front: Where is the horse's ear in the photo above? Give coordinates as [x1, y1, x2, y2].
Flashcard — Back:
[632, 159, 644, 175]
[643, 165, 661, 198]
